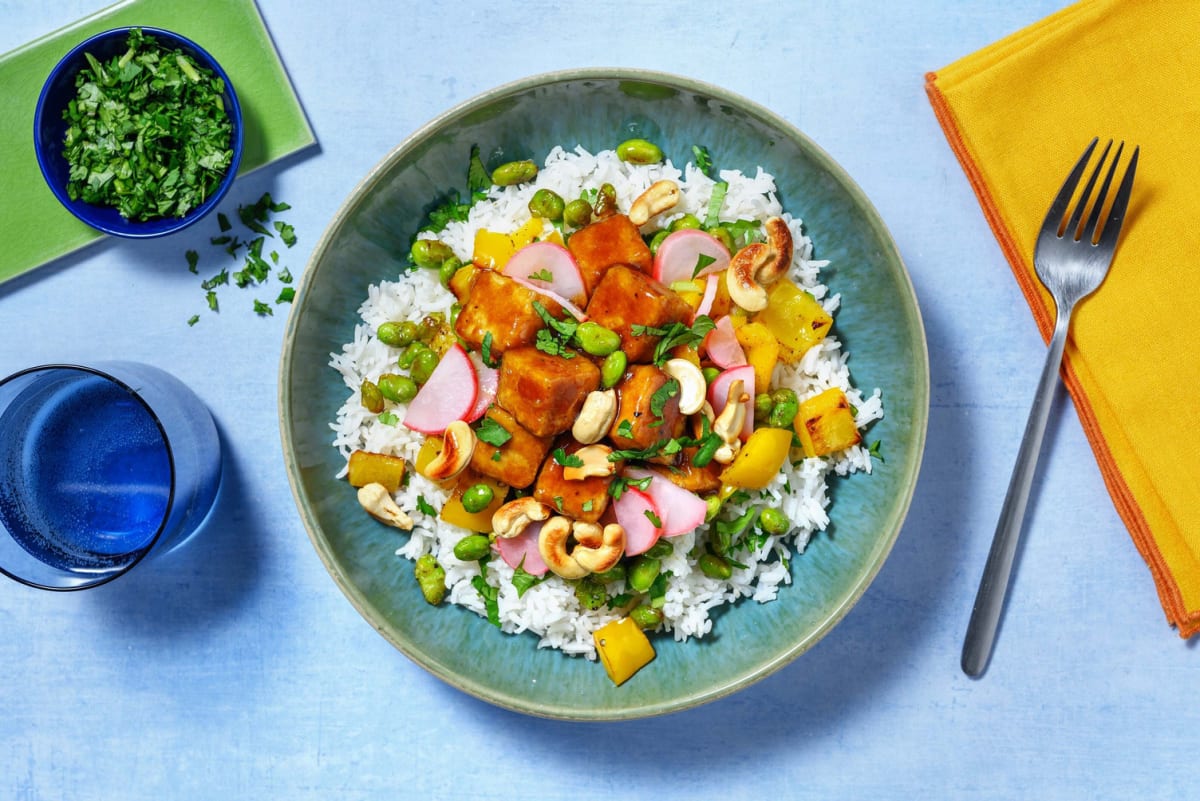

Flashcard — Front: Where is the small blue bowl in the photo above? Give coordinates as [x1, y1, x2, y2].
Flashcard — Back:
[33, 27, 243, 238]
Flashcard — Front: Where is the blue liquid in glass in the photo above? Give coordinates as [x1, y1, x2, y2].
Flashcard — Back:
[0, 372, 171, 572]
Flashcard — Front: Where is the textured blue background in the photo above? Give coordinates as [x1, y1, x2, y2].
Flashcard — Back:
[1, 1, 1194, 798]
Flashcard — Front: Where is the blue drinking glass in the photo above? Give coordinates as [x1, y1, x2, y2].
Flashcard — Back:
[0, 362, 221, 590]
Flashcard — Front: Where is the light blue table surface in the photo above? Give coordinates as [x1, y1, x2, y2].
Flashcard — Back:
[3, 2, 1195, 798]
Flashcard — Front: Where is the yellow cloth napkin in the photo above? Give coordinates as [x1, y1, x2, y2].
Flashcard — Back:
[926, 0, 1200, 638]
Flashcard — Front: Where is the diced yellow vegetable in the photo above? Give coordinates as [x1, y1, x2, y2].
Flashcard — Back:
[794, 388, 861, 457]
[719, 427, 794, 489]
[755, 279, 833, 363]
[347, 450, 406, 492]
[415, 438, 443, 478]
[472, 217, 544, 270]
[593, 617, 655, 686]
[734, 321, 780, 394]
[447, 263, 477, 302]
[440, 473, 508, 532]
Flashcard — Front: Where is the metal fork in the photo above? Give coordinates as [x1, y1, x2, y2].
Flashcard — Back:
[961, 138, 1139, 678]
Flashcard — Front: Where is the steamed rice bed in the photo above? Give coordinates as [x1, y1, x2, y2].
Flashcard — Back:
[329, 145, 882, 659]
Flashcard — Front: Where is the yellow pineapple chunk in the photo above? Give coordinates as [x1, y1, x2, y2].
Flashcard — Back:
[794, 388, 861, 457]
[347, 450, 407, 492]
[755, 279, 833, 363]
[734, 321, 780, 394]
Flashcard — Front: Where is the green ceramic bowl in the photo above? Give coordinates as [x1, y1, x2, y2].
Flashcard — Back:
[279, 69, 928, 720]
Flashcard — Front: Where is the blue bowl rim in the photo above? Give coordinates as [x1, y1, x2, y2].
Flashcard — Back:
[32, 25, 244, 239]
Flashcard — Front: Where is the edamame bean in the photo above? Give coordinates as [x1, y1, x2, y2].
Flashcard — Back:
[629, 604, 664, 630]
[417, 313, 444, 343]
[414, 554, 446, 605]
[397, 342, 427, 369]
[759, 507, 790, 536]
[575, 321, 621, 357]
[704, 494, 723, 522]
[600, 350, 627, 388]
[706, 225, 735, 252]
[377, 373, 418, 404]
[669, 214, 702, 232]
[644, 540, 674, 560]
[616, 138, 664, 165]
[627, 555, 661, 593]
[410, 238, 454, 268]
[767, 388, 799, 429]
[594, 564, 627, 584]
[574, 576, 607, 611]
[411, 349, 440, 384]
[648, 229, 670, 255]
[460, 483, 495, 514]
[698, 552, 733, 580]
[377, 321, 414, 348]
[755, 392, 775, 421]
[438, 256, 463, 288]
[692, 434, 721, 468]
[593, 183, 618, 218]
[528, 188, 565, 221]
[701, 366, 721, 385]
[491, 159, 538, 186]
[563, 198, 592, 228]
[359, 379, 384, 413]
[453, 534, 492, 562]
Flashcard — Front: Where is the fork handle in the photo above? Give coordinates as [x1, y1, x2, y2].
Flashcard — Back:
[962, 310, 1072, 677]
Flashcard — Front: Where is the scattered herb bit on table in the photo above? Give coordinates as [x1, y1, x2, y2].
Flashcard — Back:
[61, 28, 234, 221]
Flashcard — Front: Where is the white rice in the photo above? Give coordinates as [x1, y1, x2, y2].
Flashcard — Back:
[329, 146, 883, 658]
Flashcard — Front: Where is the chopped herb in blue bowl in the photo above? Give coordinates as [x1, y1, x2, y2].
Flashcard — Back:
[33, 27, 243, 238]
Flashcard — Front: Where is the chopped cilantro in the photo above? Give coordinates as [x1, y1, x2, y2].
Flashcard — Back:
[276, 287, 295, 304]
[416, 496, 438, 517]
[649, 379, 679, 418]
[186, 250, 199, 273]
[512, 559, 545, 597]
[274, 220, 297, 247]
[528, 268, 553, 282]
[186, 314, 199, 327]
[205, 291, 218, 311]
[644, 509, 662, 528]
[476, 417, 512, 447]
[218, 213, 232, 232]
[691, 253, 716, 279]
[692, 145, 713, 176]
[471, 573, 501, 627]
[703, 182, 727, 228]
[467, 145, 492, 194]
[552, 448, 584, 468]
[868, 439, 884, 462]
[581, 499, 594, 513]
[480, 331, 499, 368]
[201, 269, 228, 291]
[277, 267, 293, 284]
[377, 411, 398, 426]
[253, 299, 273, 316]
[616, 419, 634, 439]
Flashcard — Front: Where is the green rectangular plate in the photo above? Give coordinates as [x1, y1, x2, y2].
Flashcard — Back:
[0, 0, 316, 283]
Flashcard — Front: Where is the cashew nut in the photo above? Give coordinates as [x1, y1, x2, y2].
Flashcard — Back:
[422, 420, 476, 481]
[725, 216, 794, 312]
[537, 516, 590, 579]
[572, 522, 626, 574]
[356, 482, 414, 530]
[663, 358, 706, 415]
[563, 444, 617, 481]
[491, 496, 551, 539]
[572, 389, 618, 444]
[628, 180, 681, 226]
[712, 379, 748, 464]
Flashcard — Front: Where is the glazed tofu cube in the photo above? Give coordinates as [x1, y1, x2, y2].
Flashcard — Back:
[532, 439, 613, 523]
[469, 405, 552, 489]
[608, 364, 684, 452]
[585, 265, 693, 364]
[794, 387, 861, 457]
[454, 269, 565, 356]
[566, 214, 654, 297]
[496, 346, 601, 438]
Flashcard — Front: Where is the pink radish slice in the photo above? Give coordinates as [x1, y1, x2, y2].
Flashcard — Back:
[510, 275, 588, 322]
[707, 364, 756, 440]
[465, 351, 498, 423]
[494, 520, 548, 576]
[613, 486, 663, 556]
[703, 315, 747, 368]
[693, 273, 719, 321]
[652, 229, 731, 285]
[504, 242, 587, 307]
[624, 468, 708, 538]
[402, 343, 478, 434]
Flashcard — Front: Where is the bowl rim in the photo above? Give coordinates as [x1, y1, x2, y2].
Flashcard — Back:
[32, 25, 244, 239]
[279, 67, 930, 720]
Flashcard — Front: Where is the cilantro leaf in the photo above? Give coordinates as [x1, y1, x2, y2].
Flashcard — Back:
[467, 145, 492, 194]
[703, 181, 727, 228]
[476, 417, 512, 448]
[692, 144, 713, 176]
[416, 496, 438, 517]
[552, 448, 584, 468]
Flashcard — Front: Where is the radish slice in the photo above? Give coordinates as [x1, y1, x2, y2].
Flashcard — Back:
[624, 468, 708, 538]
[693, 273, 719, 321]
[504, 242, 587, 307]
[613, 486, 663, 556]
[510, 275, 588, 322]
[402, 343, 478, 434]
[707, 364, 756, 440]
[652, 229, 731, 285]
[494, 520, 549, 576]
[703, 315, 747, 369]
[465, 351, 498, 423]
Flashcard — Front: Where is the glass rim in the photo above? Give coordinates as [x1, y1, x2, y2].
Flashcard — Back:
[0, 363, 177, 591]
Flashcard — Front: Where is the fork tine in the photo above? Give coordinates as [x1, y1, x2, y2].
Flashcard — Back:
[1095, 145, 1139, 251]
[1081, 141, 1123, 243]
[1067, 139, 1113, 240]
[1044, 137, 1099, 235]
